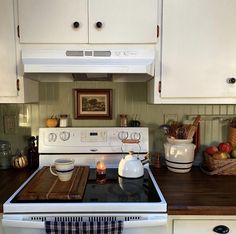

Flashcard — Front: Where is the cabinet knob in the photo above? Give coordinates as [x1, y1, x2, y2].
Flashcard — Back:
[227, 77, 236, 84]
[96, 21, 103, 29]
[73, 21, 80, 28]
[213, 225, 230, 233]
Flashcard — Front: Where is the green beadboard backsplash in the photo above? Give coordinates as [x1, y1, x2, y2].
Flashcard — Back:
[0, 81, 236, 163]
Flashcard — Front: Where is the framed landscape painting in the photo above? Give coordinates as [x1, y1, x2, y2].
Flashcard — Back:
[74, 89, 112, 119]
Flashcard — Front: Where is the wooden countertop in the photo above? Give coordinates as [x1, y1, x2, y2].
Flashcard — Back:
[1, 166, 236, 215]
[151, 166, 236, 215]
[0, 168, 36, 213]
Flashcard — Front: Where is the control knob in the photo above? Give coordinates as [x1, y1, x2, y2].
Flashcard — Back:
[48, 133, 57, 142]
[59, 131, 70, 141]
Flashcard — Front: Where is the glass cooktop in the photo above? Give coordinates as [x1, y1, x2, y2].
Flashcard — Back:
[12, 168, 161, 203]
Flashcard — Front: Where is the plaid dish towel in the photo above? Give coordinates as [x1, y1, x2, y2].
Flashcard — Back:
[45, 221, 124, 234]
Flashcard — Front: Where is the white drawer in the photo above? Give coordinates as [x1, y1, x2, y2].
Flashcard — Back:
[174, 219, 236, 234]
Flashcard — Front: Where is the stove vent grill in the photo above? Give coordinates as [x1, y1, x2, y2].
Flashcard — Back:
[29, 216, 143, 222]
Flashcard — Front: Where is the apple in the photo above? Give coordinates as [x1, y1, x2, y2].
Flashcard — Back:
[231, 149, 236, 158]
[205, 146, 219, 155]
[212, 151, 229, 160]
[218, 142, 233, 153]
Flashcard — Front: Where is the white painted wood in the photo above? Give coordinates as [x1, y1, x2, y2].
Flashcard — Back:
[17, 0, 157, 44]
[161, 0, 236, 99]
[0, 0, 39, 103]
[0, 0, 17, 96]
[0, 77, 39, 103]
[174, 219, 236, 234]
[18, 0, 88, 43]
[168, 215, 236, 234]
[147, 78, 236, 104]
[89, 0, 158, 43]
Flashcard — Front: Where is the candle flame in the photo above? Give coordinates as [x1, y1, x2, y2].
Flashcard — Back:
[96, 161, 106, 170]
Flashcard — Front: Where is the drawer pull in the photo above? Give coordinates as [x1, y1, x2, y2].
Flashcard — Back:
[213, 225, 229, 233]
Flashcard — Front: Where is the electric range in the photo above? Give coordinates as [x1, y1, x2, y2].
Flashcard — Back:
[3, 127, 167, 234]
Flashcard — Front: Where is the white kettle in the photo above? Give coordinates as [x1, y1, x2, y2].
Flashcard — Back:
[118, 151, 144, 178]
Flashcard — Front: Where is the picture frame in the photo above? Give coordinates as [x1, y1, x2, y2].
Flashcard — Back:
[74, 89, 112, 119]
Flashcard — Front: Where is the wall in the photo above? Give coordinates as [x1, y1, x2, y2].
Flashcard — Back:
[0, 80, 236, 164]
[0, 104, 34, 154]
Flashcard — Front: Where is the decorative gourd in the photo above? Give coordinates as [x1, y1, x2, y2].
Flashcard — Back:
[12, 154, 28, 169]
[46, 115, 58, 128]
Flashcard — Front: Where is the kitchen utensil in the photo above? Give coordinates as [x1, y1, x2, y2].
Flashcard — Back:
[186, 115, 201, 139]
[159, 124, 171, 137]
[118, 151, 144, 178]
[175, 126, 187, 139]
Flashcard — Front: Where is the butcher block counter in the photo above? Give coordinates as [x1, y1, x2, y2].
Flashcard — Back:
[0, 168, 35, 213]
[151, 166, 236, 215]
[1, 166, 236, 215]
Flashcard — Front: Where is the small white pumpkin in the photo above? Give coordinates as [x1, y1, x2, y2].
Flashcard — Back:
[12, 154, 28, 169]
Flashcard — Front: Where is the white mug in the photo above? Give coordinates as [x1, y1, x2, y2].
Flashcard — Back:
[50, 158, 74, 182]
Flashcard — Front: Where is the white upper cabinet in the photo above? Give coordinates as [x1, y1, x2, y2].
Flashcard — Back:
[17, 0, 158, 44]
[0, 0, 38, 103]
[18, 0, 88, 43]
[0, 0, 17, 96]
[88, 0, 158, 43]
[148, 0, 236, 104]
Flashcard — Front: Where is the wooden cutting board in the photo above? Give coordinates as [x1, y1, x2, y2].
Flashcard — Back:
[16, 166, 90, 200]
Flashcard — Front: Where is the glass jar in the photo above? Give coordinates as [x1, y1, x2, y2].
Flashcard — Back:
[59, 114, 69, 127]
[120, 114, 128, 127]
[0, 140, 12, 169]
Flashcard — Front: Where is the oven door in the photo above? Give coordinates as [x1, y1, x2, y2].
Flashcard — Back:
[2, 213, 167, 234]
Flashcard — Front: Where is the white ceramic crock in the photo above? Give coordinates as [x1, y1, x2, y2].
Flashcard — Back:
[164, 138, 196, 173]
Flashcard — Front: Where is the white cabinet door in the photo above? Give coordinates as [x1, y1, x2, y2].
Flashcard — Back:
[18, 0, 88, 43]
[0, 0, 17, 97]
[89, 0, 158, 43]
[161, 0, 236, 99]
[18, 0, 157, 44]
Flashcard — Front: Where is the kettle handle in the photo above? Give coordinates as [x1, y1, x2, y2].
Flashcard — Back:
[121, 143, 141, 157]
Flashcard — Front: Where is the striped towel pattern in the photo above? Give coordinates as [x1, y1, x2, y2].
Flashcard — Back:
[45, 221, 124, 234]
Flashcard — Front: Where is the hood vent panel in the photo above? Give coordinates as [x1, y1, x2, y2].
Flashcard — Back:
[72, 73, 112, 81]
[22, 49, 155, 76]
[66, 50, 112, 57]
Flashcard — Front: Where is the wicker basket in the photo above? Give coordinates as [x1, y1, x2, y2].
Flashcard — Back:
[228, 127, 236, 147]
[202, 153, 236, 175]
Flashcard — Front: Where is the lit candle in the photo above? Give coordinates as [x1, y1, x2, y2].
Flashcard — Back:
[96, 161, 106, 175]
[96, 161, 106, 183]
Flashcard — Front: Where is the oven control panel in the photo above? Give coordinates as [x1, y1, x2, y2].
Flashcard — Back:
[81, 130, 107, 142]
[39, 127, 148, 154]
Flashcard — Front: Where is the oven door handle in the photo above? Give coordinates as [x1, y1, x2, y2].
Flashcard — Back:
[2, 216, 167, 229]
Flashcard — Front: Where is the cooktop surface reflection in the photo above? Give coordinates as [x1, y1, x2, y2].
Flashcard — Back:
[83, 168, 161, 203]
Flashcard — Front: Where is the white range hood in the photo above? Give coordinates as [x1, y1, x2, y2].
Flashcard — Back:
[21, 48, 155, 76]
